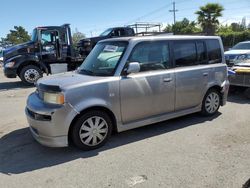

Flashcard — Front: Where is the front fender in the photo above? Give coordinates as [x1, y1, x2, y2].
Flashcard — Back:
[13, 54, 49, 74]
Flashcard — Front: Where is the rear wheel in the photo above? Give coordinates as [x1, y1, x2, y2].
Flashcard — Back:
[19, 65, 43, 85]
[71, 110, 113, 150]
[201, 89, 221, 116]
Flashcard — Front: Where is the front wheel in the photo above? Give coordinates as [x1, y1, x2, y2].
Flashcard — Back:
[201, 89, 221, 116]
[71, 111, 113, 150]
[19, 65, 43, 85]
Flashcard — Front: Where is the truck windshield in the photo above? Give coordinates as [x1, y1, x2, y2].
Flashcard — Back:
[99, 28, 112, 37]
[78, 41, 127, 76]
[31, 29, 38, 42]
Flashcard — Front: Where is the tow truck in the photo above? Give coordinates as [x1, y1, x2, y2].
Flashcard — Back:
[2, 24, 83, 85]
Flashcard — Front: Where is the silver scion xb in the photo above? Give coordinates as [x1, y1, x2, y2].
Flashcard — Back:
[26, 35, 229, 150]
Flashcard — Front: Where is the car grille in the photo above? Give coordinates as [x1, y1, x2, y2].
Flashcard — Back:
[27, 108, 51, 121]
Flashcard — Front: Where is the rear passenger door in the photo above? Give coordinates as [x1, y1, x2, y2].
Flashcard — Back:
[120, 41, 175, 124]
[174, 40, 210, 111]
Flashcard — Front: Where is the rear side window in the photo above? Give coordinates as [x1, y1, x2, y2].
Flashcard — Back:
[206, 39, 222, 64]
[129, 41, 170, 72]
[174, 42, 197, 67]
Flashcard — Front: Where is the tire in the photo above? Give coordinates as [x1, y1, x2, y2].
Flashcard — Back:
[19, 65, 43, 85]
[201, 89, 221, 116]
[71, 110, 113, 150]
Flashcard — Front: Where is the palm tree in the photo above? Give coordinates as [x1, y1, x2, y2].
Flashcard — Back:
[195, 3, 224, 35]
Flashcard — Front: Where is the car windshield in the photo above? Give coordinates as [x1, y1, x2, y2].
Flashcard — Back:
[232, 42, 250, 50]
[31, 29, 38, 42]
[99, 28, 113, 37]
[78, 41, 127, 76]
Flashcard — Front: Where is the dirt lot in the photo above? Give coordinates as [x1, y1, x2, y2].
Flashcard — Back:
[0, 68, 250, 188]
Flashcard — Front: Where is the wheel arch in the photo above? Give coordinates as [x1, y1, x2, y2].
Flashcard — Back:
[204, 85, 223, 105]
[16, 58, 49, 76]
[68, 105, 118, 144]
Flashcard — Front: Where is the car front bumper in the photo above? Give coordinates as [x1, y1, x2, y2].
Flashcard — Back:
[3, 67, 17, 78]
[26, 92, 78, 147]
[221, 80, 230, 106]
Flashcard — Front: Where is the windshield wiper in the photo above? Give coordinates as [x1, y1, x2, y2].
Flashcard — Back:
[78, 69, 95, 76]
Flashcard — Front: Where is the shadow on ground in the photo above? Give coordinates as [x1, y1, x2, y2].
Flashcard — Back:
[0, 112, 221, 175]
[0, 81, 33, 91]
[228, 88, 250, 104]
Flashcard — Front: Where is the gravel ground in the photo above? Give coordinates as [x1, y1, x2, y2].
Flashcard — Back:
[0, 68, 250, 188]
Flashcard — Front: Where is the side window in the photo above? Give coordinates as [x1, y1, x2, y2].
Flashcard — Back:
[129, 42, 170, 72]
[126, 28, 134, 36]
[41, 30, 58, 45]
[174, 41, 197, 67]
[197, 41, 207, 63]
[41, 31, 53, 44]
[206, 39, 222, 64]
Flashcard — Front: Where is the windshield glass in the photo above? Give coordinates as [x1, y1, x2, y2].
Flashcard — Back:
[99, 28, 113, 37]
[31, 29, 38, 42]
[232, 42, 250, 50]
[78, 41, 127, 76]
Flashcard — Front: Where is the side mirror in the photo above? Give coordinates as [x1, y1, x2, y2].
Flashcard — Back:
[126, 62, 140, 74]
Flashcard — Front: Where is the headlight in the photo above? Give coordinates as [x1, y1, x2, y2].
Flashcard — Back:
[237, 54, 247, 60]
[5, 61, 15, 68]
[43, 92, 65, 104]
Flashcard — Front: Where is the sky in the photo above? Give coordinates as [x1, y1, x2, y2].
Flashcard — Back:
[1, 0, 250, 38]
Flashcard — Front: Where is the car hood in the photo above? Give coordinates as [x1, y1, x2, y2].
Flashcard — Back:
[224, 50, 250, 55]
[3, 41, 34, 60]
[37, 71, 118, 90]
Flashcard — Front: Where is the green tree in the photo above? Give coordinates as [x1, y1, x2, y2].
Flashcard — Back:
[164, 18, 201, 34]
[4, 26, 31, 45]
[231, 22, 245, 32]
[72, 28, 85, 49]
[195, 3, 224, 35]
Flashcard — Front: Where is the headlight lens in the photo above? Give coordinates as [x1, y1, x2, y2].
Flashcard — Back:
[5, 61, 15, 68]
[43, 92, 65, 104]
[237, 54, 246, 60]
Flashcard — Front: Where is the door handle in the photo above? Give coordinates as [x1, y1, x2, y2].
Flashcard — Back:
[203, 73, 208, 76]
[163, 78, 172, 82]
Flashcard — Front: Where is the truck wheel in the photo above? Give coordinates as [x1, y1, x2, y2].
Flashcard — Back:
[201, 89, 221, 116]
[20, 65, 43, 85]
[71, 110, 113, 150]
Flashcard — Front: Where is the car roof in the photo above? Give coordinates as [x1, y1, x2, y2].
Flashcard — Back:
[238, 41, 250, 44]
[100, 35, 221, 43]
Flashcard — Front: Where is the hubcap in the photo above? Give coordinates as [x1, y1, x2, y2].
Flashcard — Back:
[24, 69, 40, 83]
[205, 92, 220, 114]
[79, 116, 108, 146]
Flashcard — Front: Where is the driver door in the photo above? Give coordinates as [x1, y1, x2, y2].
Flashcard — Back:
[40, 30, 60, 62]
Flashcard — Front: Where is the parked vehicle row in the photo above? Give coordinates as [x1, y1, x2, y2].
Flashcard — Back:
[25, 35, 229, 150]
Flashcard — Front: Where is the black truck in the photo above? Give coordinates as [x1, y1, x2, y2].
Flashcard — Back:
[2, 25, 136, 85]
[77, 27, 135, 58]
[2, 24, 84, 85]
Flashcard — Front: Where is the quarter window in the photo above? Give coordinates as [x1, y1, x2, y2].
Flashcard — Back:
[129, 42, 170, 72]
[174, 42, 197, 67]
[206, 40, 222, 64]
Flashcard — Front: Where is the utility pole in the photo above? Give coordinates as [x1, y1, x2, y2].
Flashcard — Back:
[169, 1, 178, 25]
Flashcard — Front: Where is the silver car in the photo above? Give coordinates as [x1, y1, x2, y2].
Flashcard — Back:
[26, 35, 229, 150]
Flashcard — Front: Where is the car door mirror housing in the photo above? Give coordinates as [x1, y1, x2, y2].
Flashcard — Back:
[126, 62, 140, 74]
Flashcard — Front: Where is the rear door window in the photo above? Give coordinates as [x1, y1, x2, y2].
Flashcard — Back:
[174, 41, 197, 67]
[206, 39, 222, 64]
